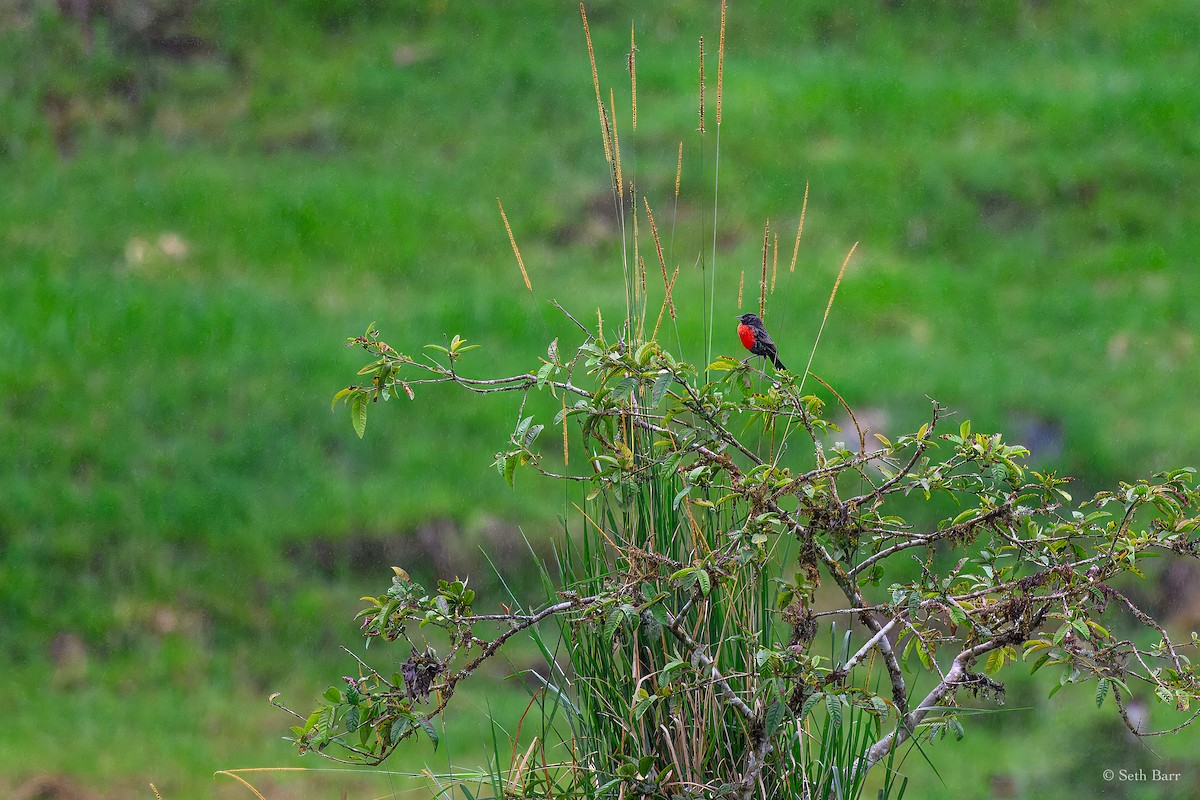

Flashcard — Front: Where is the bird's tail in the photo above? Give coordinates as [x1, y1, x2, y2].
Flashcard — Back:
[771, 353, 786, 371]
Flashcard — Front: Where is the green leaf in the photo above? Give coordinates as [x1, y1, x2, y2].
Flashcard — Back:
[765, 700, 786, 737]
[672, 485, 691, 509]
[985, 647, 1006, 675]
[706, 356, 742, 372]
[351, 392, 368, 439]
[345, 705, 360, 733]
[651, 371, 673, 407]
[1095, 678, 1110, 708]
[613, 376, 640, 397]
[915, 637, 934, 670]
[948, 717, 965, 741]
[390, 716, 411, 746]
[647, 602, 670, 629]
[826, 694, 843, 728]
[696, 569, 711, 597]
[358, 716, 372, 746]
[524, 424, 544, 447]
[902, 635, 917, 670]
[668, 567, 695, 583]
[951, 508, 980, 526]
[947, 604, 968, 628]
[660, 659, 688, 682]
[503, 454, 518, 488]
[604, 608, 622, 643]
[1029, 653, 1052, 674]
[331, 387, 353, 411]
[323, 687, 342, 704]
[315, 705, 335, 746]
[357, 358, 384, 375]
[799, 691, 823, 721]
[632, 691, 656, 721]
[417, 717, 439, 751]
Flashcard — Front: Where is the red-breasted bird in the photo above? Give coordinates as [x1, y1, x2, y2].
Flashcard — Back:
[736, 313, 787, 371]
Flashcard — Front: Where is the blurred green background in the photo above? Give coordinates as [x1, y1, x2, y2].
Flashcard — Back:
[2, 0, 1198, 797]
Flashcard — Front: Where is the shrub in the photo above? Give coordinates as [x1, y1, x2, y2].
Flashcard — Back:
[274, 5, 1200, 798]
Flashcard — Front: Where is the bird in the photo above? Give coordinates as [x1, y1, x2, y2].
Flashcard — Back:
[736, 313, 786, 371]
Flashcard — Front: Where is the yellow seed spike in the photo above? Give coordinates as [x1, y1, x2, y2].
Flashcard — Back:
[798, 242, 858, 393]
[637, 254, 649, 340]
[629, 23, 638, 131]
[675, 141, 683, 198]
[581, 5, 612, 167]
[497, 198, 531, 292]
[790, 181, 809, 273]
[667, 265, 678, 320]
[759, 218, 769, 317]
[609, 88, 622, 196]
[738, 269, 744, 309]
[698, 37, 705, 133]
[599, 103, 617, 190]
[642, 198, 674, 321]
[652, 266, 679, 340]
[824, 242, 857, 321]
[717, 0, 726, 126]
[771, 232, 779, 293]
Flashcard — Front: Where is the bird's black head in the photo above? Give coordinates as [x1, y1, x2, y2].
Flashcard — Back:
[737, 313, 762, 325]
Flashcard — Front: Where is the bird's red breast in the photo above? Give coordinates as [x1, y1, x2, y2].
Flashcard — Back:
[737, 323, 756, 351]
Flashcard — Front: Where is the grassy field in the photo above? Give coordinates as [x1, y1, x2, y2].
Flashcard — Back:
[3, 1, 1199, 797]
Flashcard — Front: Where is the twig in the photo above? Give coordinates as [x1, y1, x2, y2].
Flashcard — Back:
[847, 400, 942, 506]
[841, 616, 902, 673]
